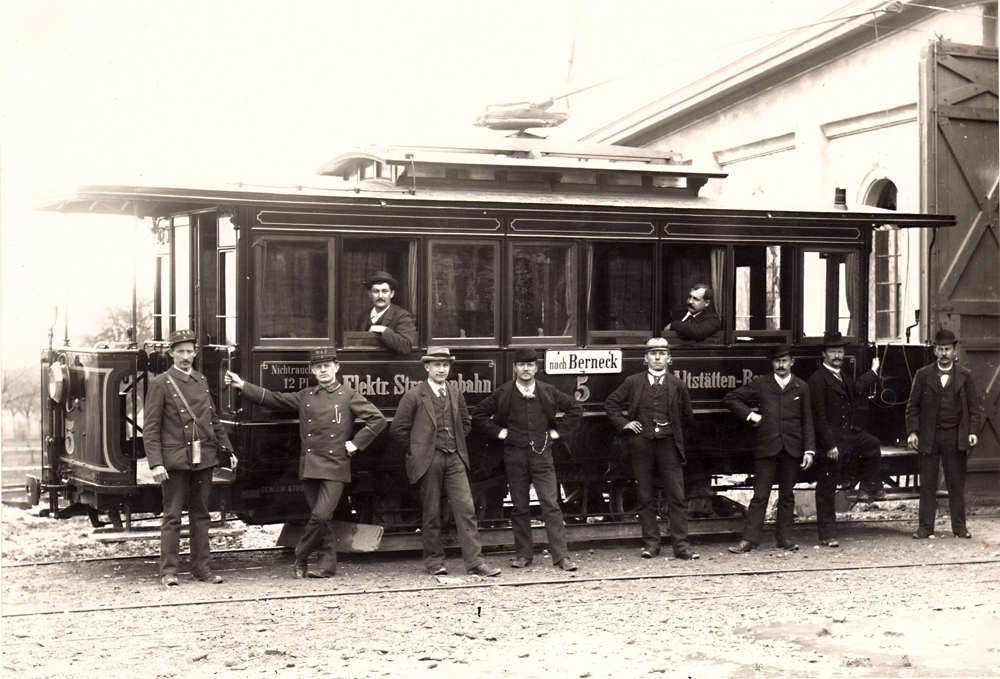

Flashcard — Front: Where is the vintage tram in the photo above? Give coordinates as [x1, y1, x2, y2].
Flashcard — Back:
[32, 138, 954, 542]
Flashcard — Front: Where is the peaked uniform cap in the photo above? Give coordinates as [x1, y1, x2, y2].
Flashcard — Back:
[309, 347, 338, 364]
[167, 329, 197, 348]
[645, 337, 671, 352]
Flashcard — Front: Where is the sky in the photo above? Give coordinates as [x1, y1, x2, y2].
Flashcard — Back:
[1, 0, 852, 368]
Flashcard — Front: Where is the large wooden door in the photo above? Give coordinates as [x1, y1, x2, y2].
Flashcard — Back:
[920, 40, 1000, 500]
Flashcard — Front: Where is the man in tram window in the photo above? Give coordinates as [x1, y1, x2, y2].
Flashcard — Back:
[472, 348, 583, 571]
[905, 329, 981, 540]
[225, 348, 386, 578]
[723, 345, 815, 553]
[604, 337, 700, 560]
[359, 270, 418, 355]
[808, 331, 885, 548]
[145, 329, 235, 587]
[662, 283, 722, 343]
[390, 347, 502, 577]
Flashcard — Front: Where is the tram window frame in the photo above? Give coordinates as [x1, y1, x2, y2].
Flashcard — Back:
[427, 238, 499, 346]
[586, 240, 655, 345]
[218, 214, 237, 346]
[661, 243, 725, 345]
[341, 236, 419, 350]
[509, 240, 578, 346]
[732, 243, 793, 344]
[800, 248, 861, 342]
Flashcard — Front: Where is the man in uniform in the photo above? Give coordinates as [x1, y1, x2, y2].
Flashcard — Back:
[604, 337, 699, 560]
[359, 271, 418, 355]
[225, 348, 385, 577]
[662, 284, 721, 343]
[145, 329, 234, 586]
[808, 331, 884, 548]
[472, 348, 583, 571]
[390, 347, 501, 577]
[906, 329, 981, 540]
[723, 345, 815, 553]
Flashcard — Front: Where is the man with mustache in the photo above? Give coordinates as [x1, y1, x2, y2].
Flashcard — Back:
[662, 284, 721, 343]
[359, 271, 418, 355]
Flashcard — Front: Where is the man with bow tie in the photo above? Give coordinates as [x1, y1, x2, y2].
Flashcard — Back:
[604, 337, 699, 560]
[906, 329, 981, 540]
[359, 271, 418, 355]
[472, 348, 583, 571]
[225, 348, 386, 578]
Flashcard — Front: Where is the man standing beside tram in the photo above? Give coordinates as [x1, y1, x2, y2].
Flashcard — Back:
[359, 271, 418, 355]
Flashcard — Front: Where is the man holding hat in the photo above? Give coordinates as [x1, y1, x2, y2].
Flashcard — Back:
[359, 271, 418, 355]
[390, 347, 501, 577]
[905, 329, 981, 539]
[145, 329, 234, 586]
[472, 348, 583, 571]
[723, 345, 815, 553]
[604, 337, 699, 560]
[808, 331, 884, 548]
[225, 347, 386, 578]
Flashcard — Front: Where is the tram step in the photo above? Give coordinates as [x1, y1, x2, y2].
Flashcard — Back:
[277, 521, 384, 553]
[91, 526, 245, 542]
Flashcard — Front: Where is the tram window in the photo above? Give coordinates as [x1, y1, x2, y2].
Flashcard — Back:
[173, 219, 191, 332]
[733, 245, 792, 341]
[218, 216, 237, 344]
[429, 240, 497, 342]
[588, 242, 653, 343]
[802, 250, 859, 338]
[255, 237, 330, 340]
[154, 253, 169, 339]
[342, 237, 417, 346]
[511, 243, 577, 343]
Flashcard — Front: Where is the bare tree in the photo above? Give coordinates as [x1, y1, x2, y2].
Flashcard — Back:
[2, 365, 40, 440]
[81, 300, 153, 348]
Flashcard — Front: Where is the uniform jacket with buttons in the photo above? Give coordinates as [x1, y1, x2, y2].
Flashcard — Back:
[905, 362, 981, 454]
[723, 373, 815, 459]
[604, 371, 693, 461]
[390, 380, 472, 485]
[144, 365, 232, 471]
[807, 364, 878, 456]
[240, 381, 386, 482]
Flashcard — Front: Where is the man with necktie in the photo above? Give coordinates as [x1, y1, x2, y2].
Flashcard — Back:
[359, 271, 418, 355]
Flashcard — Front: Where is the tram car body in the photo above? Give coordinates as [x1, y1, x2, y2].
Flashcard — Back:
[34, 138, 954, 533]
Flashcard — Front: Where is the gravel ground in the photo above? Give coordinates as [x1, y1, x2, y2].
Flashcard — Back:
[3, 502, 999, 678]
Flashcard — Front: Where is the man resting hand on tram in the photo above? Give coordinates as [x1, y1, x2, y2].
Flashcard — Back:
[359, 270, 418, 355]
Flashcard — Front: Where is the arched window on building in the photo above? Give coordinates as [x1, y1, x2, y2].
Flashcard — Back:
[865, 180, 900, 340]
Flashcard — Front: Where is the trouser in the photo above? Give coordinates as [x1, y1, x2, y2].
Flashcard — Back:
[742, 450, 799, 546]
[504, 444, 569, 564]
[296, 478, 345, 572]
[815, 430, 882, 541]
[918, 427, 968, 536]
[160, 466, 214, 577]
[628, 435, 690, 554]
[418, 450, 486, 571]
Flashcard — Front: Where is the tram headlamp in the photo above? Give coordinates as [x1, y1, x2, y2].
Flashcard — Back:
[47, 361, 67, 404]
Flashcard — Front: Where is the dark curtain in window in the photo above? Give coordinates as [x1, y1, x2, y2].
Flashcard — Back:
[258, 240, 328, 338]
[431, 243, 495, 339]
[589, 243, 652, 331]
[513, 244, 575, 337]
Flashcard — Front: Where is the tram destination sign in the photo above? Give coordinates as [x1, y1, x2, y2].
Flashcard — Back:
[545, 349, 622, 375]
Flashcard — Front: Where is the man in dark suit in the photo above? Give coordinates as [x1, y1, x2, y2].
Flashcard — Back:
[723, 345, 815, 553]
[472, 348, 583, 571]
[225, 347, 386, 578]
[808, 331, 884, 548]
[604, 337, 699, 560]
[390, 347, 501, 577]
[145, 329, 234, 587]
[359, 271, 418, 355]
[662, 284, 722, 343]
[906, 329, 981, 540]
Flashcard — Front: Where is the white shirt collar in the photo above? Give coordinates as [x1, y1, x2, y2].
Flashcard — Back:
[516, 380, 536, 397]
[648, 369, 667, 385]
[822, 363, 841, 375]
[774, 373, 792, 389]
[427, 379, 446, 397]
[371, 306, 389, 323]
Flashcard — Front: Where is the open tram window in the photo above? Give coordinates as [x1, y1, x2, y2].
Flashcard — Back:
[733, 244, 792, 343]
[342, 237, 418, 349]
[511, 242, 577, 345]
[253, 236, 332, 342]
[429, 240, 498, 344]
[802, 249, 859, 339]
[587, 241, 654, 344]
[661, 244, 725, 344]
[218, 215, 237, 345]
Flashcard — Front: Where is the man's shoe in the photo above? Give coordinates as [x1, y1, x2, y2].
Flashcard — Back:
[954, 532, 972, 539]
[306, 568, 336, 579]
[912, 532, 935, 539]
[776, 541, 800, 551]
[511, 557, 532, 569]
[161, 574, 179, 587]
[674, 549, 700, 560]
[727, 540, 756, 554]
[293, 561, 308, 579]
[193, 573, 223, 584]
[819, 538, 840, 548]
[640, 548, 659, 559]
[428, 565, 447, 576]
[555, 558, 577, 571]
[468, 564, 501, 577]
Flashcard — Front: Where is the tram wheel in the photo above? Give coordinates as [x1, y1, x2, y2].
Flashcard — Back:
[609, 480, 640, 523]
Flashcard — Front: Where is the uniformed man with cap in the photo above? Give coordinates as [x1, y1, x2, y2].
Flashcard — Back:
[472, 348, 583, 571]
[906, 329, 981, 540]
[604, 338, 699, 560]
[145, 329, 235, 586]
[226, 347, 386, 578]
[359, 270, 418, 355]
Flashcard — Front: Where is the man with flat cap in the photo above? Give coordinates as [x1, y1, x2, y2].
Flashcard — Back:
[724, 345, 815, 553]
[145, 329, 235, 586]
[906, 329, 981, 540]
[604, 337, 699, 560]
[359, 271, 418, 355]
[225, 347, 386, 578]
[472, 348, 583, 571]
[808, 331, 884, 548]
[390, 347, 501, 577]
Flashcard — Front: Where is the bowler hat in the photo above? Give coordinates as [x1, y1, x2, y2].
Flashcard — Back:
[933, 329, 957, 345]
[421, 346, 455, 363]
[365, 271, 399, 290]
[167, 329, 197, 348]
[820, 331, 850, 349]
[770, 344, 794, 359]
[513, 348, 538, 363]
[309, 347, 338, 364]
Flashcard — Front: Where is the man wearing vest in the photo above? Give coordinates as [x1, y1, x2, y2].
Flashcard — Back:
[145, 329, 235, 586]
[604, 337, 699, 560]
[359, 271, 418, 355]
[472, 348, 583, 571]
[390, 347, 501, 577]
[906, 329, 981, 540]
